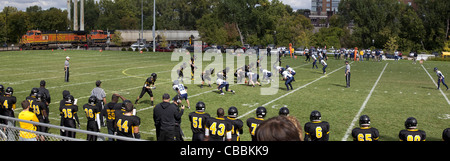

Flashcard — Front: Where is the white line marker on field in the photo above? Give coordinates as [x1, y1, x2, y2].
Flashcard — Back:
[421, 64, 450, 105]
[341, 63, 388, 141]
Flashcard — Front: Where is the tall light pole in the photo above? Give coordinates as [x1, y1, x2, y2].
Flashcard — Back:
[141, 0, 143, 45]
[152, 0, 156, 52]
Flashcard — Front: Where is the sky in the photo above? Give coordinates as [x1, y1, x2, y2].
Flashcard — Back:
[0, 0, 311, 12]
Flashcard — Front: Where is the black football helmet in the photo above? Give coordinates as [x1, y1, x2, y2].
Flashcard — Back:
[151, 73, 157, 79]
[36, 93, 44, 102]
[5, 87, 13, 95]
[30, 88, 39, 96]
[196, 101, 205, 111]
[122, 100, 134, 112]
[405, 117, 418, 129]
[256, 106, 266, 118]
[310, 110, 321, 122]
[0, 84, 4, 94]
[359, 115, 370, 126]
[279, 106, 290, 116]
[228, 106, 238, 117]
[88, 96, 97, 105]
[65, 95, 74, 104]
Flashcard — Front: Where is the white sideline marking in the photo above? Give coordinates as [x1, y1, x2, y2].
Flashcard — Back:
[341, 63, 388, 141]
[237, 62, 352, 119]
[421, 64, 450, 105]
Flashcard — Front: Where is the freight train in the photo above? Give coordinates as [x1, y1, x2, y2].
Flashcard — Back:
[19, 30, 115, 50]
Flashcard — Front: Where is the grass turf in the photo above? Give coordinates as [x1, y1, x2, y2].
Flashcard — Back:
[1, 50, 450, 141]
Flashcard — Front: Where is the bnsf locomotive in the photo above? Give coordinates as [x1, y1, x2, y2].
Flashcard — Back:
[19, 30, 115, 50]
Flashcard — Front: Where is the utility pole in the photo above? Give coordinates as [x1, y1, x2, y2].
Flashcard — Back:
[141, 0, 143, 45]
[152, 0, 156, 52]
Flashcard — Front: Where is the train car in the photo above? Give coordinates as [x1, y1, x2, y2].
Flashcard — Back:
[19, 30, 114, 50]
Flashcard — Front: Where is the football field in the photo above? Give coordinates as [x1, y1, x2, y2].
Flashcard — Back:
[1, 50, 450, 141]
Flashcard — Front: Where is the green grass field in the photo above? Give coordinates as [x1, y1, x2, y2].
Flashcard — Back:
[1, 50, 450, 141]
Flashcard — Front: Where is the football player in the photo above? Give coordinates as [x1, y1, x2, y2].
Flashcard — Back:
[351, 115, 379, 141]
[304, 110, 330, 141]
[32, 93, 48, 134]
[201, 68, 214, 88]
[216, 73, 235, 95]
[173, 80, 190, 108]
[260, 68, 273, 84]
[247, 72, 261, 87]
[281, 68, 294, 91]
[204, 108, 232, 141]
[312, 54, 318, 69]
[188, 101, 210, 141]
[26, 88, 39, 107]
[59, 95, 80, 138]
[190, 55, 197, 80]
[115, 101, 141, 140]
[434, 67, 449, 90]
[104, 94, 126, 140]
[321, 59, 328, 74]
[0, 87, 16, 127]
[135, 75, 155, 106]
[442, 127, 450, 141]
[279, 106, 289, 116]
[150, 73, 157, 89]
[399, 117, 426, 141]
[226, 106, 243, 141]
[177, 63, 187, 83]
[83, 96, 101, 141]
[246, 106, 266, 141]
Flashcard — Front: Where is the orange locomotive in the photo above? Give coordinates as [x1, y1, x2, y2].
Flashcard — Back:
[20, 30, 113, 50]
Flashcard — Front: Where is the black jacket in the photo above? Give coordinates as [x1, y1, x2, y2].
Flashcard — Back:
[153, 102, 184, 131]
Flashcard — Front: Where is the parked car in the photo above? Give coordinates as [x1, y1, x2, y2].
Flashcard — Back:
[130, 42, 149, 51]
[155, 46, 173, 52]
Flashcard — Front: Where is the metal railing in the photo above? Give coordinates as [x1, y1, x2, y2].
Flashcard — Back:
[0, 115, 145, 141]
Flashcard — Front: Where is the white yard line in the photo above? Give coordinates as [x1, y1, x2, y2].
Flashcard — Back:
[341, 63, 388, 141]
[421, 64, 450, 105]
[237, 62, 353, 119]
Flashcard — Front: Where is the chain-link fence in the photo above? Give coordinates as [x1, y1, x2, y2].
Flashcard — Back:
[0, 115, 144, 141]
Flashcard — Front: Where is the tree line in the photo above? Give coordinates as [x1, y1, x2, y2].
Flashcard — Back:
[0, 0, 448, 52]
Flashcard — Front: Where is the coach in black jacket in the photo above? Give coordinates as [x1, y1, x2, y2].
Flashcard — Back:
[153, 93, 185, 141]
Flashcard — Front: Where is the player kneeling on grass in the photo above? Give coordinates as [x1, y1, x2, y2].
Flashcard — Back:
[115, 101, 141, 140]
[398, 117, 426, 141]
[216, 73, 235, 95]
[172, 80, 190, 109]
[189, 101, 210, 141]
[304, 110, 329, 141]
[351, 115, 379, 141]
[83, 96, 101, 141]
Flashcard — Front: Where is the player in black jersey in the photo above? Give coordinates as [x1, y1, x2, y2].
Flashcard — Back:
[115, 101, 141, 140]
[304, 110, 330, 141]
[205, 108, 232, 141]
[351, 115, 379, 141]
[399, 117, 426, 141]
[226, 106, 243, 141]
[189, 101, 210, 141]
[59, 95, 80, 138]
[150, 73, 157, 88]
[246, 106, 266, 141]
[135, 76, 155, 106]
[0, 87, 16, 126]
[31, 93, 48, 134]
[200, 68, 214, 88]
[83, 96, 101, 141]
[103, 94, 126, 140]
